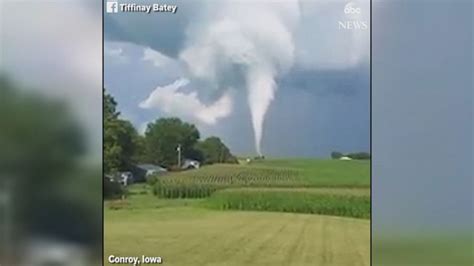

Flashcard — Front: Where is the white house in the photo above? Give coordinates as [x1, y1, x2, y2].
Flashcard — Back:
[181, 159, 200, 170]
[339, 156, 352, 161]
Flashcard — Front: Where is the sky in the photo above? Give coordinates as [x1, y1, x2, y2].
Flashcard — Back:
[371, 0, 473, 233]
[104, 0, 370, 158]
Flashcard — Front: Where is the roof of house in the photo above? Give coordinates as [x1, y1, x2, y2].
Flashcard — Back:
[136, 164, 167, 172]
[183, 159, 199, 163]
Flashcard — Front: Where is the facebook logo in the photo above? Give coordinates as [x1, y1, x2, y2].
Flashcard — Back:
[106, 1, 118, 13]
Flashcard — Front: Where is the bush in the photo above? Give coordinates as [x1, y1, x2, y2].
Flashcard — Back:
[104, 176, 124, 199]
[146, 175, 158, 186]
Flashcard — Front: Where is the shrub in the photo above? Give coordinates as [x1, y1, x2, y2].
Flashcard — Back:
[104, 176, 124, 199]
[146, 175, 158, 186]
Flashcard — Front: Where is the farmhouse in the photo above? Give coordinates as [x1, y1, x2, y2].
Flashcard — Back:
[339, 156, 352, 161]
[181, 159, 200, 170]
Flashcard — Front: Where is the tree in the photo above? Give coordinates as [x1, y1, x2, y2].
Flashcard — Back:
[144, 118, 200, 168]
[331, 151, 343, 159]
[104, 88, 119, 120]
[103, 89, 137, 173]
[104, 119, 137, 172]
[131, 134, 148, 163]
[347, 152, 371, 160]
[196, 137, 238, 164]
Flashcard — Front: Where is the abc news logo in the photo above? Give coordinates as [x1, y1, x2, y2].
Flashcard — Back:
[344, 3, 361, 14]
[339, 2, 367, 30]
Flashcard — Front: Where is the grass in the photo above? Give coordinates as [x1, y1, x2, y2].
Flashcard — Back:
[105, 201, 370, 266]
[206, 188, 370, 219]
[251, 159, 370, 187]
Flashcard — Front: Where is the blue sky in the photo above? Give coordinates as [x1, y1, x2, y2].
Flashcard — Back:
[104, 0, 370, 157]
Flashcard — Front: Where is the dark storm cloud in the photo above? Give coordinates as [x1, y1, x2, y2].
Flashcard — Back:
[194, 66, 370, 157]
[279, 65, 370, 97]
[262, 66, 370, 157]
[104, 0, 199, 57]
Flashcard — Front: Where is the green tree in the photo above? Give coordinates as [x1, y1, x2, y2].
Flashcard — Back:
[104, 119, 137, 172]
[131, 134, 148, 163]
[347, 152, 371, 160]
[104, 88, 119, 120]
[144, 118, 200, 168]
[331, 151, 343, 159]
[103, 89, 137, 173]
[196, 137, 237, 164]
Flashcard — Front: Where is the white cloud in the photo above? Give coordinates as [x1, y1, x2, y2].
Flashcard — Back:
[105, 48, 123, 56]
[104, 42, 130, 63]
[139, 79, 233, 125]
[142, 47, 173, 67]
[106, 47, 123, 57]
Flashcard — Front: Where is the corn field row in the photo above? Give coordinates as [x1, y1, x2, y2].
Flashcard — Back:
[206, 188, 370, 219]
[153, 165, 304, 198]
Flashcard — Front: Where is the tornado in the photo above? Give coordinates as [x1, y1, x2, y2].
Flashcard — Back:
[246, 67, 276, 155]
[180, 3, 298, 155]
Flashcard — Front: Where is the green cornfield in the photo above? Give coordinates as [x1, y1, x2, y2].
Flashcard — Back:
[206, 188, 371, 219]
[153, 164, 305, 198]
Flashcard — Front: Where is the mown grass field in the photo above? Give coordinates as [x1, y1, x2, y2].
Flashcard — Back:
[105, 159, 370, 265]
[105, 195, 370, 266]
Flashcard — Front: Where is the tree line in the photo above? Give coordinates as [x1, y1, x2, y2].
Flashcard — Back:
[331, 151, 371, 160]
[104, 89, 237, 174]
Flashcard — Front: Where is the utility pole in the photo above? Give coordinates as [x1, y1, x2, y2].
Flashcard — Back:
[177, 144, 181, 168]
